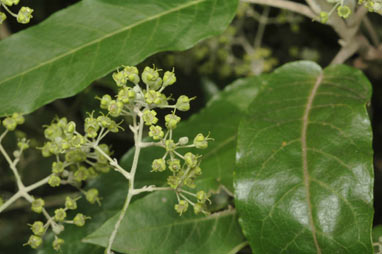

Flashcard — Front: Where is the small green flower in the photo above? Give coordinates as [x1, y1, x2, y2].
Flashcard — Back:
[31, 198, 45, 214]
[73, 213, 88, 227]
[25, 235, 42, 249]
[184, 152, 198, 168]
[142, 109, 158, 125]
[0, 12, 6, 24]
[52, 237, 64, 251]
[193, 203, 204, 214]
[52, 161, 64, 174]
[196, 190, 208, 203]
[118, 87, 135, 103]
[142, 66, 162, 90]
[70, 134, 86, 147]
[17, 139, 30, 150]
[17, 7, 33, 24]
[86, 188, 100, 205]
[12, 113, 24, 125]
[112, 70, 127, 87]
[175, 200, 189, 215]
[74, 166, 89, 182]
[54, 208, 67, 222]
[163, 70, 176, 87]
[176, 95, 193, 111]
[65, 121, 76, 133]
[145, 90, 163, 104]
[1, 0, 19, 6]
[48, 174, 61, 187]
[30, 221, 45, 236]
[100, 94, 112, 109]
[165, 139, 176, 152]
[84, 115, 100, 138]
[108, 100, 124, 117]
[2, 117, 17, 131]
[193, 133, 209, 149]
[165, 113, 181, 129]
[167, 158, 181, 172]
[337, 5, 351, 18]
[320, 11, 329, 23]
[167, 175, 181, 189]
[152, 158, 166, 172]
[65, 196, 77, 210]
[123, 66, 140, 84]
[148, 125, 164, 140]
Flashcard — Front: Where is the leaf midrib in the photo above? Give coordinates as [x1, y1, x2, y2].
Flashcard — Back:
[0, 0, 205, 86]
[301, 72, 323, 254]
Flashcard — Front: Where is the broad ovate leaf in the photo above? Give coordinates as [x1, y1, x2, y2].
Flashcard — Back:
[234, 61, 374, 253]
[0, 0, 238, 116]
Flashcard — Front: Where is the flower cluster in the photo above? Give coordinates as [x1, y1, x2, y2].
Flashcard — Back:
[25, 195, 90, 250]
[0, 0, 33, 25]
[359, 0, 382, 14]
[320, 0, 352, 23]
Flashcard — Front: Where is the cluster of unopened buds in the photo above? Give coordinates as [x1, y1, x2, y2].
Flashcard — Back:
[0, 0, 33, 24]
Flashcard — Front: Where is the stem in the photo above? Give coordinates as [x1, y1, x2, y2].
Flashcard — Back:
[0, 191, 22, 213]
[0, 142, 24, 190]
[106, 113, 144, 254]
[241, 0, 316, 20]
[25, 175, 50, 192]
[254, 6, 270, 49]
[93, 145, 131, 180]
[1, 3, 18, 18]
[363, 16, 380, 47]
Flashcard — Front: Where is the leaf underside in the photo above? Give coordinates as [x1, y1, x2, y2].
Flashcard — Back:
[0, 0, 237, 116]
[234, 61, 374, 253]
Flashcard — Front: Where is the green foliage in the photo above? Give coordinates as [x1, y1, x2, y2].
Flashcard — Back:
[235, 61, 373, 253]
[0, 0, 238, 116]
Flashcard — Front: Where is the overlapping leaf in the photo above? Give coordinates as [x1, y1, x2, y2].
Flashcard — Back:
[234, 61, 374, 253]
[0, 0, 238, 116]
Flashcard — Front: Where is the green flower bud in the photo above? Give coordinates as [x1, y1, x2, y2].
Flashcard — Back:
[178, 137, 188, 145]
[167, 175, 181, 189]
[0, 12, 6, 24]
[12, 113, 24, 125]
[108, 100, 123, 117]
[52, 237, 64, 251]
[85, 115, 100, 138]
[337, 5, 351, 18]
[54, 208, 67, 222]
[65, 121, 76, 133]
[145, 90, 163, 104]
[167, 158, 181, 172]
[123, 66, 140, 84]
[192, 166, 202, 176]
[17, 7, 33, 24]
[152, 158, 166, 172]
[165, 113, 180, 129]
[319, 11, 329, 23]
[30, 221, 45, 236]
[163, 70, 176, 87]
[193, 133, 209, 149]
[100, 94, 112, 109]
[26, 235, 42, 249]
[118, 87, 135, 103]
[184, 177, 196, 188]
[2, 117, 17, 131]
[184, 152, 198, 168]
[48, 174, 61, 187]
[193, 203, 204, 214]
[17, 139, 29, 150]
[74, 166, 89, 182]
[65, 149, 87, 163]
[52, 161, 64, 174]
[70, 134, 86, 147]
[94, 162, 110, 173]
[41, 142, 52, 157]
[148, 125, 164, 140]
[86, 188, 100, 205]
[196, 190, 208, 203]
[73, 213, 88, 227]
[1, 0, 19, 6]
[65, 196, 77, 210]
[142, 66, 162, 90]
[165, 139, 176, 152]
[175, 200, 188, 215]
[31, 198, 45, 214]
[142, 109, 158, 126]
[176, 95, 193, 111]
[112, 71, 127, 87]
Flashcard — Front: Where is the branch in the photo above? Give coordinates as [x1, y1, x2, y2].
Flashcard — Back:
[241, 0, 316, 19]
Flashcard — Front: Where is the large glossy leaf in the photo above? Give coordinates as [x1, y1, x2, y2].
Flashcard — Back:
[0, 0, 238, 116]
[234, 61, 374, 253]
[37, 76, 263, 254]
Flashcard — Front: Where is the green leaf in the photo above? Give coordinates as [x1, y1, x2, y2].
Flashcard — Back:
[84, 191, 244, 254]
[0, 0, 238, 116]
[234, 61, 374, 253]
[82, 76, 264, 253]
[37, 76, 262, 254]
